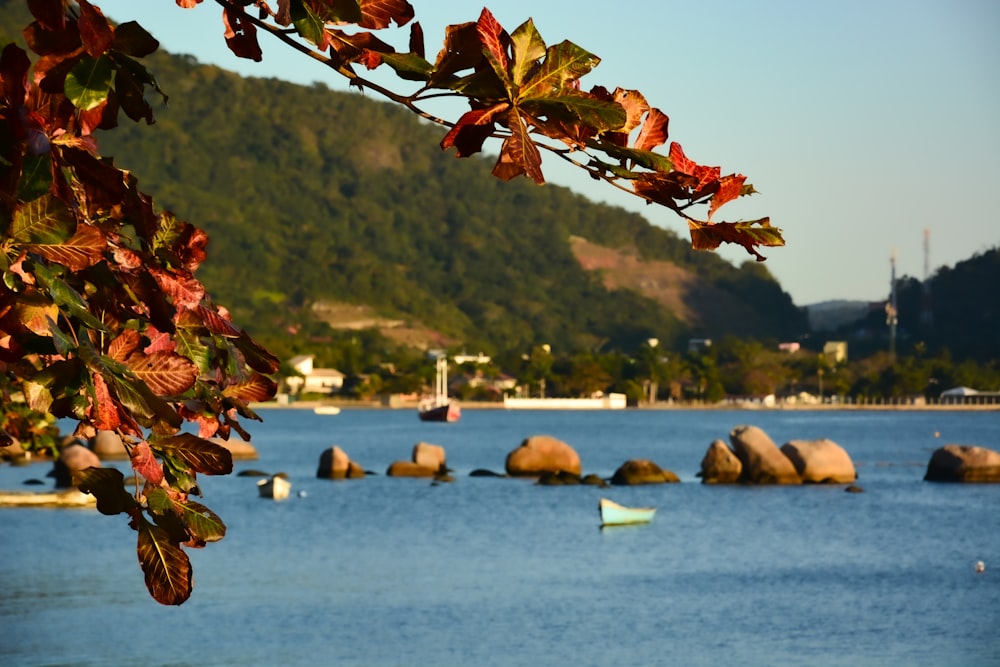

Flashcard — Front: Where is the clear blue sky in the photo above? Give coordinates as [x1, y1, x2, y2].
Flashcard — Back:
[92, 0, 1000, 307]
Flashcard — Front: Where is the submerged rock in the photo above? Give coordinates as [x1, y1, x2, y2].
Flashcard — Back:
[610, 459, 679, 485]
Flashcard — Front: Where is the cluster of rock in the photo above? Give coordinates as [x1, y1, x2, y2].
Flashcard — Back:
[699, 425, 857, 485]
[4, 425, 1000, 503]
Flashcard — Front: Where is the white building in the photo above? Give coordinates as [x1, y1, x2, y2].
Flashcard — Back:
[285, 355, 345, 395]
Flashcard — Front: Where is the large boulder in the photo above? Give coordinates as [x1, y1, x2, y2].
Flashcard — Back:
[505, 435, 581, 477]
[780, 438, 857, 484]
[729, 425, 801, 485]
[412, 442, 447, 472]
[50, 443, 101, 488]
[699, 439, 743, 484]
[91, 430, 128, 460]
[386, 461, 437, 478]
[317, 445, 366, 479]
[210, 437, 258, 460]
[611, 459, 679, 485]
[925, 445, 1000, 483]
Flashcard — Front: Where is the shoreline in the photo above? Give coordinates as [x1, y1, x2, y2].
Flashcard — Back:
[253, 400, 999, 412]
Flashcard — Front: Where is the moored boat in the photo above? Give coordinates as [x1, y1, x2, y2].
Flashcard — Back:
[418, 355, 460, 422]
[599, 497, 656, 526]
[313, 405, 341, 415]
[257, 473, 291, 500]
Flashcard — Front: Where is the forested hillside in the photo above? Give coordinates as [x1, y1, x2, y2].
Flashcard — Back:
[3, 1, 806, 359]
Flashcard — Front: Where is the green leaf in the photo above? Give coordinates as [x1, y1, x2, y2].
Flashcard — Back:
[518, 41, 600, 101]
[10, 195, 75, 245]
[590, 140, 673, 173]
[289, 0, 327, 48]
[135, 515, 192, 606]
[77, 467, 137, 516]
[17, 156, 52, 202]
[65, 55, 114, 111]
[378, 52, 434, 82]
[31, 262, 110, 333]
[175, 498, 226, 546]
[522, 91, 626, 133]
[510, 19, 546, 87]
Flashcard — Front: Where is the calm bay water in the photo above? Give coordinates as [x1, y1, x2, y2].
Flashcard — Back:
[1, 408, 998, 666]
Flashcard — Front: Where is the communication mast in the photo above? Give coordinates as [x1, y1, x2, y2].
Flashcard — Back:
[886, 248, 898, 362]
[920, 228, 933, 328]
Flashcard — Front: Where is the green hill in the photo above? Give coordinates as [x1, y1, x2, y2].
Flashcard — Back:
[2, 1, 807, 360]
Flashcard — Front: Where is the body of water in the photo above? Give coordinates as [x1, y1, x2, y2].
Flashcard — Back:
[1, 408, 998, 666]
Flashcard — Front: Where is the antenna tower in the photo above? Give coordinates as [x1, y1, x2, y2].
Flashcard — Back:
[886, 248, 898, 361]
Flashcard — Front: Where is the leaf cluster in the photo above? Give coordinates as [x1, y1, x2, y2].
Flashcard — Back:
[198, 0, 783, 259]
[0, 0, 279, 604]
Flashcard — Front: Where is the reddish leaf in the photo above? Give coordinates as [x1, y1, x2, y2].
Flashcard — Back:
[76, 1, 114, 58]
[440, 104, 506, 157]
[147, 267, 205, 311]
[477, 8, 510, 86]
[668, 142, 720, 192]
[359, 0, 414, 30]
[634, 108, 669, 153]
[235, 330, 281, 374]
[131, 440, 164, 485]
[152, 433, 233, 476]
[222, 7, 263, 62]
[135, 516, 192, 606]
[92, 372, 122, 431]
[125, 350, 199, 397]
[708, 173, 747, 220]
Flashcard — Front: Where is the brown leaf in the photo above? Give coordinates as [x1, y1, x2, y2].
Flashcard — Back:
[688, 217, 784, 261]
[153, 433, 233, 476]
[125, 351, 199, 397]
[29, 223, 106, 271]
[223, 373, 277, 405]
[492, 108, 543, 183]
[77, 466, 137, 515]
[136, 516, 192, 605]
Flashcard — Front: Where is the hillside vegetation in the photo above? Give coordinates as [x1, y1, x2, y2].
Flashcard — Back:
[85, 46, 806, 355]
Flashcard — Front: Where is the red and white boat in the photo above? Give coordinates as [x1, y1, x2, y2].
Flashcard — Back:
[418, 356, 460, 422]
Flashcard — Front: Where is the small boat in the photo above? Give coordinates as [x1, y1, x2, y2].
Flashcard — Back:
[418, 355, 460, 422]
[599, 498, 656, 526]
[313, 405, 341, 415]
[257, 473, 291, 500]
